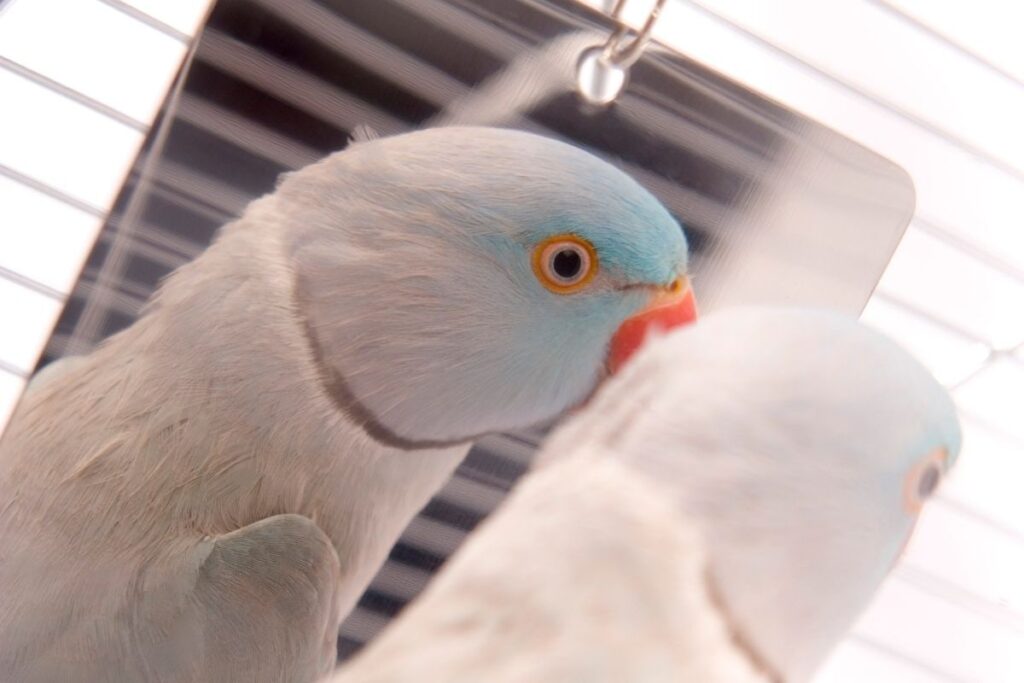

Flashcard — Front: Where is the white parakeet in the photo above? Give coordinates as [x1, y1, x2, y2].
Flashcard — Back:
[0, 127, 697, 682]
[330, 308, 962, 683]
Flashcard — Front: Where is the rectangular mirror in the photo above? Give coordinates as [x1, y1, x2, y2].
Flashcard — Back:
[2, 0, 916, 661]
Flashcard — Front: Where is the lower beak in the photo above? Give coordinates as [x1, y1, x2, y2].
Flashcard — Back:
[608, 278, 697, 374]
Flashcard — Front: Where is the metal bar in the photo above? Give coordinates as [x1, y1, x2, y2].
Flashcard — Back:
[0, 55, 147, 131]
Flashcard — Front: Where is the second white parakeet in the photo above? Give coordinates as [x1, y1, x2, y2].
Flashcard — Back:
[331, 308, 961, 683]
[0, 127, 696, 682]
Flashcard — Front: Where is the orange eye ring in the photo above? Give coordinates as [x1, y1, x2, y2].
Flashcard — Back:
[532, 234, 598, 294]
[903, 447, 948, 515]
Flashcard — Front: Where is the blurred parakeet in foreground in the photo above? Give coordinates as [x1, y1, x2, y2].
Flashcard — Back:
[0, 127, 696, 682]
[331, 308, 961, 683]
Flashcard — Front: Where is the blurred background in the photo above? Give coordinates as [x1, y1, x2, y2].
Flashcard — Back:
[0, 0, 1021, 680]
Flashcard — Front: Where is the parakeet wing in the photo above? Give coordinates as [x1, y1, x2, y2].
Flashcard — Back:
[186, 514, 343, 683]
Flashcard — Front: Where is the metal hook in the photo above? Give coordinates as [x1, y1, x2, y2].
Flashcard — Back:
[575, 0, 667, 105]
[602, 0, 666, 68]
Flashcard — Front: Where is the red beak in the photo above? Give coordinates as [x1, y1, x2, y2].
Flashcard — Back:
[608, 278, 697, 374]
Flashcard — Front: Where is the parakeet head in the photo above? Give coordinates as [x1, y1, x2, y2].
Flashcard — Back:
[274, 126, 694, 446]
[543, 308, 961, 682]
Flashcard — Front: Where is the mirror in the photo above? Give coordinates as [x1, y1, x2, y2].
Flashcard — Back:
[4, 0, 915, 663]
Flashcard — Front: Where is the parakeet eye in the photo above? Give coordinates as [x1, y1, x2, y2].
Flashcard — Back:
[532, 235, 598, 294]
[903, 448, 947, 515]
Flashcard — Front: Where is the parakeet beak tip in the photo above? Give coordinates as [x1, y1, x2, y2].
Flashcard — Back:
[608, 278, 697, 374]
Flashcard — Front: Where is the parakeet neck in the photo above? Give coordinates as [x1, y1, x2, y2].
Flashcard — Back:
[10, 212, 467, 615]
[551, 392, 903, 683]
[339, 453, 770, 683]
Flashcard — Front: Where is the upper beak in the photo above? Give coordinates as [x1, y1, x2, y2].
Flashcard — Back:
[607, 277, 697, 374]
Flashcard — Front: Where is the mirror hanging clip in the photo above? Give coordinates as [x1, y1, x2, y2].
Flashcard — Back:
[576, 0, 667, 106]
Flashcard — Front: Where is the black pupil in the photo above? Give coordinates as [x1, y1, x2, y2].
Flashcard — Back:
[552, 249, 582, 280]
[918, 466, 941, 499]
